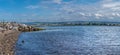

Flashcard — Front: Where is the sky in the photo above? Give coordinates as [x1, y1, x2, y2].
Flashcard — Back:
[0, 0, 120, 22]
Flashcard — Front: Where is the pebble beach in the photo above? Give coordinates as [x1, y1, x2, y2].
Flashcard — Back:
[0, 30, 20, 55]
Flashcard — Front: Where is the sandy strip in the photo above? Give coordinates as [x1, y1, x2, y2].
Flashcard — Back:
[0, 30, 21, 55]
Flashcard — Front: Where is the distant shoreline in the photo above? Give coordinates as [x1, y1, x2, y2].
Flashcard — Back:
[29, 21, 120, 27]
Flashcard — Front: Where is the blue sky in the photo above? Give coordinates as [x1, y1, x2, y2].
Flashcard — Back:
[0, 0, 120, 22]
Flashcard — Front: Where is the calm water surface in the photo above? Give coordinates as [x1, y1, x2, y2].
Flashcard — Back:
[15, 26, 120, 55]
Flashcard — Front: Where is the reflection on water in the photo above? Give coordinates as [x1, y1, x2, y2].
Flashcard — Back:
[15, 26, 120, 55]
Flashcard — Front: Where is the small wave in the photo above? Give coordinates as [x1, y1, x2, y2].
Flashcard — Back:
[44, 29, 64, 32]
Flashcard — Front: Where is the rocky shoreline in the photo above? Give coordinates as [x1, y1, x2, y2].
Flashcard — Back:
[0, 22, 44, 55]
[0, 30, 20, 55]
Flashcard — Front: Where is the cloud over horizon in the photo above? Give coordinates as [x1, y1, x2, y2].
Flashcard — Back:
[0, 0, 120, 22]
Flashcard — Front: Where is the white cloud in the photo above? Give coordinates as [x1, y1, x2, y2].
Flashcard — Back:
[79, 12, 85, 16]
[113, 13, 120, 17]
[53, 0, 62, 4]
[25, 0, 120, 22]
[95, 13, 103, 17]
[111, 7, 120, 11]
[112, 13, 116, 16]
[102, 2, 120, 8]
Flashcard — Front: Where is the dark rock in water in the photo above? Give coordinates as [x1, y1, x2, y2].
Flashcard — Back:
[22, 40, 25, 44]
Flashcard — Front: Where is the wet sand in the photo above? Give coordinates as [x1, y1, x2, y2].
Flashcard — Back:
[0, 30, 21, 55]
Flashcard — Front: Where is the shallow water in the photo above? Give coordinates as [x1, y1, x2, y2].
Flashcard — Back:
[15, 26, 120, 55]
